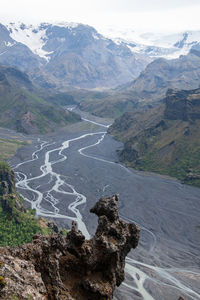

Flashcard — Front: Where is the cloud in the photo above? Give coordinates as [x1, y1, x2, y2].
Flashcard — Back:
[99, 5, 200, 32]
[2, 0, 200, 15]
[112, 0, 200, 12]
[0, 0, 200, 33]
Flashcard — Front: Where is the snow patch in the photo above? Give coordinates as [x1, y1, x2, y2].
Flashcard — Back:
[0, 51, 7, 56]
[6, 22, 53, 61]
[127, 42, 190, 60]
[92, 33, 100, 40]
[53, 22, 79, 29]
[97, 26, 200, 59]
[4, 41, 15, 47]
[57, 37, 66, 43]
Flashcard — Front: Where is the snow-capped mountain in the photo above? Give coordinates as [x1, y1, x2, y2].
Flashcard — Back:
[1, 21, 200, 90]
[0, 23, 44, 74]
[97, 26, 200, 59]
[0, 22, 151, 89]
[6, 22, 83, 61]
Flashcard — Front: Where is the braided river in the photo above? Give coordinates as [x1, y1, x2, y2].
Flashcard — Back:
[8, 111, 200, 300]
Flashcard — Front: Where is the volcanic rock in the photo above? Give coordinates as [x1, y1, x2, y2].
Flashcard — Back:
[0, 194, 140, 300]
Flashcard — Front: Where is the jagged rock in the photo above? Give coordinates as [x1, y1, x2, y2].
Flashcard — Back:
[0, 195, 140, 300]
[0, 164, 15, 195]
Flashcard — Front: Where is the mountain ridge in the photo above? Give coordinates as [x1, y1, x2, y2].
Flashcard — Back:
[99, 27, 200, 59]
[0, 64, 81, 134]
[1, 22, 200, 92]
[0, 22, 151, 89]
[108, 87, 200, 187]
[79, 49, 200, 118]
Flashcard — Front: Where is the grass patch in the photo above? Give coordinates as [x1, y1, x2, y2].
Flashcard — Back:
[0, 204, 42, 246]
[0, 138, 27, 161]
[0, 161, 53, 247]
[111, 109, 200, 188]
[123, 141, 200, 188]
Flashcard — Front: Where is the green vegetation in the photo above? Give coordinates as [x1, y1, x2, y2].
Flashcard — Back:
[0, 162, 53, 247]
[46, 92, 76, 106]
[120, 120, 200, 188]
[0, 161, 11, 173]
[79, 92, 138, 118]
[0, 66, 81, 134]
[0, 137, 27, 161]
[0, 201, 43, 247]
[0, 91, 81, 134]
[133, 140, 200, 188]
[0, 192, 54, 247]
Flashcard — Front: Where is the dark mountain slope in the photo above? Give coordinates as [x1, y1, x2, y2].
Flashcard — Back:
[0, 65, 80, 134]
[126, 49, 200, 102]
[40, 24, 148, 89]
[109, 88, 200, 187]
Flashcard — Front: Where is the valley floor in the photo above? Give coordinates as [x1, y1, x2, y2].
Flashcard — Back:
[5, 111, 200, 300]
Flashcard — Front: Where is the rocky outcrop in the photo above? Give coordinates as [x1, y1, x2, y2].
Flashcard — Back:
[0, 162, 24, 215]
[164, 88, 200, 121]
[0, 195, 140, 300]
[0, 257, 47, 299]
[0, 163, 15, 195]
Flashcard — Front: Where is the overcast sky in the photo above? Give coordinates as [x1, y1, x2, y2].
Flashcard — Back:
[1, 0, 200, 33]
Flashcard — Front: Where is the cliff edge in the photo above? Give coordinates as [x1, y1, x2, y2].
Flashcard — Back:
[109, 87, 200, 187]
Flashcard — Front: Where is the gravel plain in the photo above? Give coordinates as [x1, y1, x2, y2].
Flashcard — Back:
[6, 113, 200, 300]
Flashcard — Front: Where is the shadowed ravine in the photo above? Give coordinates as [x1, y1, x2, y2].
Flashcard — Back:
[9, 113, 200, 300]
